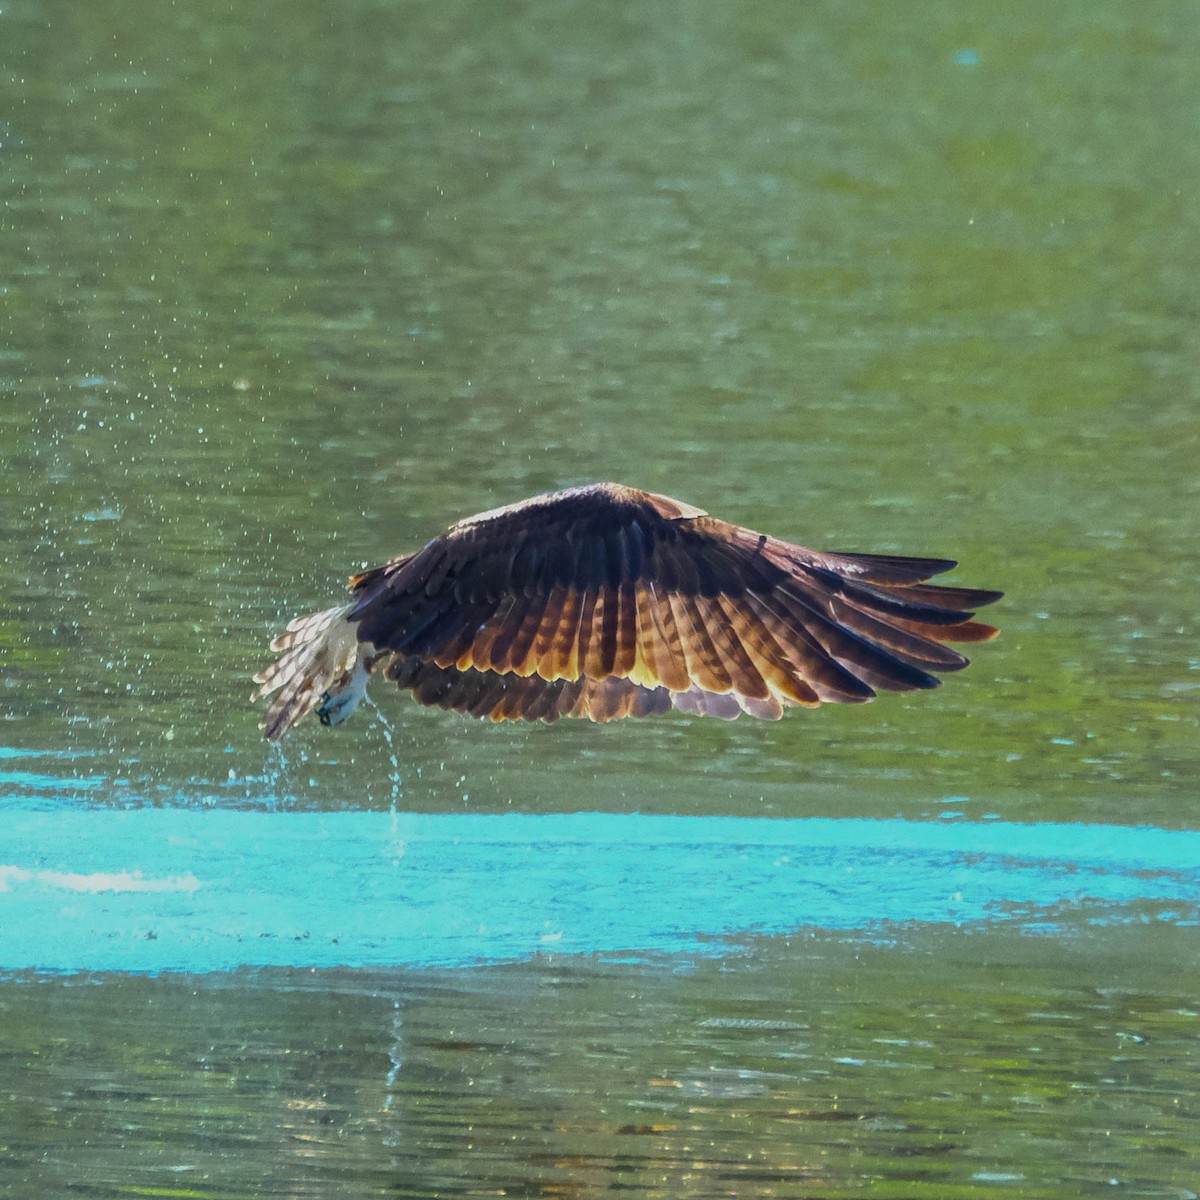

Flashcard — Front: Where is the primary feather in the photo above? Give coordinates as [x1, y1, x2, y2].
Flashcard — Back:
[254, 482, 1001, 741]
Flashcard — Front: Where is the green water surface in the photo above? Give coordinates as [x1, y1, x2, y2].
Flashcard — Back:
[1, 0, 1198, 1195]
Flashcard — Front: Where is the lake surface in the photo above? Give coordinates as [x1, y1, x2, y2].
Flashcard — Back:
[2, 0, 1198, 1195]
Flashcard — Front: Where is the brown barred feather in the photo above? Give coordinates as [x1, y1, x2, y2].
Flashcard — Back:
[430, 599, 490, 670]
[772, 582, 943, 691]
[464, 595, 517, 673]
[743, 591, 876, 703]
[611, 579, 639, 678]
[823, 595, 971, 670]
[573, 586, 601, 679]
[644, 581, 692, 692]
[671, 591, 733, 694]
[884, 582, 1005, 611]
[583, 587, 617, 677]
[904, 617, 1000, 644]
[485, 590, 541, 675]
[500, 587, 552, 677]
[631, 581, 667, 689]
[693, 594, 771, 700]
[713, 592, 823, 707]
[547, 585, 584, 680]
[770, 545, 959, 585]
[525, 584, 568, 677]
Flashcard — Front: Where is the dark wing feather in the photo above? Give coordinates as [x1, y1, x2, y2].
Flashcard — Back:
[341, 482, 999, 724]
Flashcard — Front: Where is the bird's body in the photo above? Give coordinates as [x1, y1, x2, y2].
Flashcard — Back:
[255, 482, 1001, 741]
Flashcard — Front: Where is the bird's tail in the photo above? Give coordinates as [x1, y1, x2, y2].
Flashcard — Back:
[253, 604, 363, 741]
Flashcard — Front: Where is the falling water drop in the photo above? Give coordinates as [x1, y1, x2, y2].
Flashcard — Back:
[384, 1000, 404, 1111]
[366, 695, 405, 864]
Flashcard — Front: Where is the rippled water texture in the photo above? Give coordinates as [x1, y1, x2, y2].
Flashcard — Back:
[2, 0, 1198, 1195]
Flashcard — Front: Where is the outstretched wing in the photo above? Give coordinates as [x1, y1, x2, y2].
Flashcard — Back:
[346, 482, 1001, 722]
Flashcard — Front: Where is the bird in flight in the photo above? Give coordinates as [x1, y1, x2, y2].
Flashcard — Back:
[255, 482, 1001, 741]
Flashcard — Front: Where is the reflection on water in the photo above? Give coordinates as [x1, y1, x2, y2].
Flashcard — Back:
[3, 938, 1197, 1198]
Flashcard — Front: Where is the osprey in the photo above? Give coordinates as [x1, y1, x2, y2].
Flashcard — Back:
[255, 482, 1001, 741]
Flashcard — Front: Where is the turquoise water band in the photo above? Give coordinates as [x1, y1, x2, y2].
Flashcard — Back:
[2, 807, 1196, 974]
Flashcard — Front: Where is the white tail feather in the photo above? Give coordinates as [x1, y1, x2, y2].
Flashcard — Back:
[253, 604, 368, 741]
